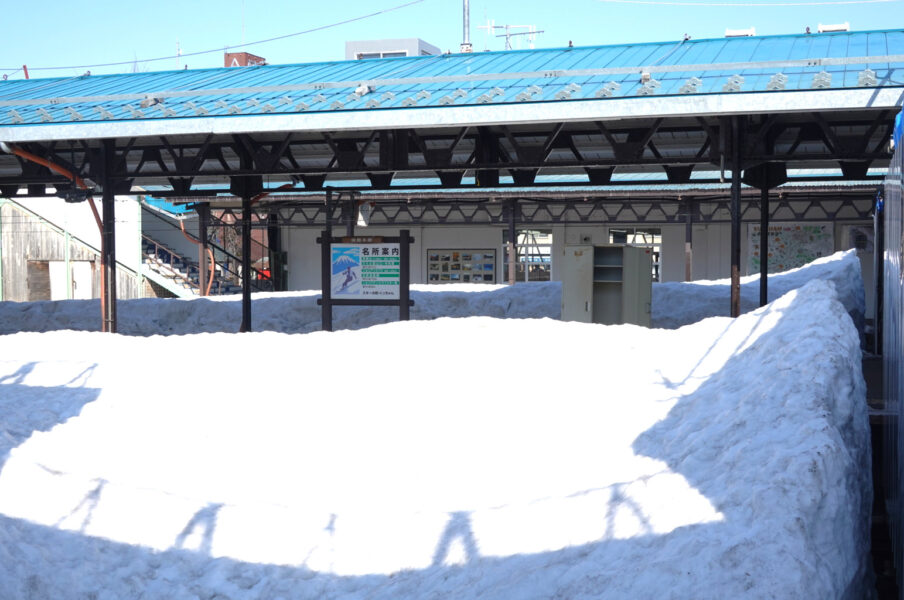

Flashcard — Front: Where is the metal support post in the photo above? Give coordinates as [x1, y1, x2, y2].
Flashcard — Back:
[101, 140, 117, 333]
[0, 199, 4, 300]
[320, 230, 332, 332]
[198, 203, 210, 296]
[873, 191, 884, 355]
[730, 116, 742, 318]
[240, 195, 252, 332]
[267, 211, 283, 291]
[684, 198, 693, 282]
[507, 199, 517, 285]
[65, 224, 72, 299]
[400, 229, 411, 321]
[346, 196, 356, 238]
[321, 189, 334, 332]
[759, 186, 769, 307]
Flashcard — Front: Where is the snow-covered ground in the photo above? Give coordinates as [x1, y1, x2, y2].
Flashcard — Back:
[0, 252, 872, 599]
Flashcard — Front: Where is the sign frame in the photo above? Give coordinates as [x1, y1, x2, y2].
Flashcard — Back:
[317, 230, 414, 331]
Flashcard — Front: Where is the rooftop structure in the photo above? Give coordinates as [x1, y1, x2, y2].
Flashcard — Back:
[345, 38, 440, 61]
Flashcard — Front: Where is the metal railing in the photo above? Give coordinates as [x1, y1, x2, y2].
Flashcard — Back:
[141, 234, 201, 293]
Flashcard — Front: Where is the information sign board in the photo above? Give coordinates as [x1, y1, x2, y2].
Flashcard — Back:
[331, 243, 401, 299]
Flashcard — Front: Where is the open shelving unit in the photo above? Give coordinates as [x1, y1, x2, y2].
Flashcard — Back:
[561, 244, 652, 326]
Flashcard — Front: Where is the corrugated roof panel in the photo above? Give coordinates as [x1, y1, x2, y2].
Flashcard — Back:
[1, 28, 903, 128]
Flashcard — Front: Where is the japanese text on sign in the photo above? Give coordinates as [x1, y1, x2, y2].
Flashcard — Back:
[331, 243, 401, 299]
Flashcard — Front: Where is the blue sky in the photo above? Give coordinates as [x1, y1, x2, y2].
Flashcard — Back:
[1, 0, 901, 78]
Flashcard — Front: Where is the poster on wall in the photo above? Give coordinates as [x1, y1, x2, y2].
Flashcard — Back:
[747, 223, 834, 274]
[331, 243, 400, 298]
[426, 249, 496, 283]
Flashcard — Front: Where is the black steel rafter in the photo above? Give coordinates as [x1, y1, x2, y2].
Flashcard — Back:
[0, 112, 895, 194]
[202, 192, 873, 229]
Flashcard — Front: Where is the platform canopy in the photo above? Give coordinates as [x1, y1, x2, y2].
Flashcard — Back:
[1, 28, 903, 197]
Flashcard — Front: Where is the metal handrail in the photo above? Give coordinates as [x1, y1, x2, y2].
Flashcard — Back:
[141, 232, 273, 294]
[141, 234, 200, 292]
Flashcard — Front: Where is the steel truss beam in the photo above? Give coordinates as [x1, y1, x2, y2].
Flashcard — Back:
[207, 193, 874, 229]
[0, 111, 894, 194]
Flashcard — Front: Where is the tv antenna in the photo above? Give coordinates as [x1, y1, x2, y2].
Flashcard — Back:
[479, 21, 543, 50]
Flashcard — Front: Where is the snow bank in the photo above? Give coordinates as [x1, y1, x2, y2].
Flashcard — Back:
[652, 250, 866, 329]
[0, 279, 871, 599]
[0, 282, 562, 336]
[0, 250, 863, 336]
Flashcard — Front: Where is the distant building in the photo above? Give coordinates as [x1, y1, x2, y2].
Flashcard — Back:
[224, 52, 267, 68]
[345, 38, 440, 60]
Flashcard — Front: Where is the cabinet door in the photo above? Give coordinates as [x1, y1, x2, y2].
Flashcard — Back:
[561, 245, 594, 322]
[622, 246, 653, 327]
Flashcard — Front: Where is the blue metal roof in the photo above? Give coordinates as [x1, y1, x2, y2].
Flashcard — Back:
[1, 28, 902, 129]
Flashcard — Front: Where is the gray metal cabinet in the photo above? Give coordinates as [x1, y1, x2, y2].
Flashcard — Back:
[561, 245, 652, 326]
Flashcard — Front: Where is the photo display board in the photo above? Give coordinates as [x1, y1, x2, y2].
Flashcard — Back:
[331, 242, 401, 299]
[427, 249, 496, 283]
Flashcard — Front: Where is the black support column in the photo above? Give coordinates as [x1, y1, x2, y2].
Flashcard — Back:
[267, 211, 283, 292]
[743, 162, 787, 308]
[759, 187, 769, 306]
[101, 140, 117, 333]
[198, 203, 210, 296]
[230, 137, 262, 332]
[240, 195, 252, 332]
[683, 197, 693, 282]
[729, 116, 742, 318]
[321, 189, 333, 332]
[507, 199, 517, 285]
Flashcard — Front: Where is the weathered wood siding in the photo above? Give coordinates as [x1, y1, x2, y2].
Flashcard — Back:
[1, 201, 142, 301]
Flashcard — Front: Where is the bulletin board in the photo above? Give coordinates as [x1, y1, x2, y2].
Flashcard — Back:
[426, 249, 496, 283]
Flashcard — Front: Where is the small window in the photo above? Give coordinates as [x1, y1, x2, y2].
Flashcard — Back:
[503, 229, 553, 282]
[382, 51, 408, 58]
[357, 52, 381, 60]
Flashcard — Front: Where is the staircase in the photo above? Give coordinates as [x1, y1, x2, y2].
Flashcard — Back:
[141, 236, 245, 297]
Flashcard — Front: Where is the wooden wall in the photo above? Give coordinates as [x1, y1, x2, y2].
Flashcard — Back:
[1, 201, 142, 302]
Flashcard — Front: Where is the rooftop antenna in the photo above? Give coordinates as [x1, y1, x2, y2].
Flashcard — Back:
[478, 18, 495, 51]
[496, 25, 544, 50]
[460, 0, 472, 53]
[479, 21, 543, 50]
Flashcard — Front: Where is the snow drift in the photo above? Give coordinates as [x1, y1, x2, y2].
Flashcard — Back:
[0, 277, 872, 599]
[652, 249, 866, 329]
[0, 250, 862, 336]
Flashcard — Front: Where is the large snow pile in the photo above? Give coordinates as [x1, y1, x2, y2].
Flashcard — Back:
[0, 280, 561, 335]
[652, 250, 866, 329]
[0, 279, 871, 599]
[0, 250, 862, 336]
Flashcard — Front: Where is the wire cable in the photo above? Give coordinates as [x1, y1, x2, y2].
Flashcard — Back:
[600, 0, 896, 5]
[0, 0, 426, 73]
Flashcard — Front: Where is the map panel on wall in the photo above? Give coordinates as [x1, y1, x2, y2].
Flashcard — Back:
[747, 223, 834, 274]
